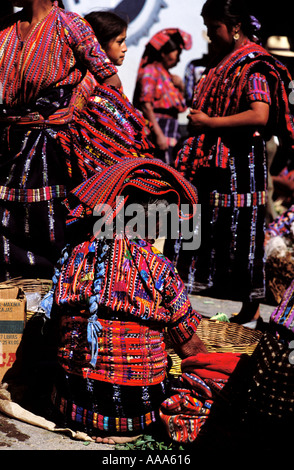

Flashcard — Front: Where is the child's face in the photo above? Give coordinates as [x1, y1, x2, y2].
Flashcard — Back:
[105, 28, 128, 66]
[161, 48, 181, 69]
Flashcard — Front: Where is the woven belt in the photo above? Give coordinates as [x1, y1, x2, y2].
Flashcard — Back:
[0, 109, 74, 126]
[210, 190, 266, 208]
[0, 112, 45, 125]
[0, 184, 67, 202]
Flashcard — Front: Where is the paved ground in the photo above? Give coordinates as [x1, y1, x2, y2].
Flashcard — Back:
[0, 294, 276, 452]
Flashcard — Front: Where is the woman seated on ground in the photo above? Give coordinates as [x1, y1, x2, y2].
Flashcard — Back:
[41, 158, 207, 445]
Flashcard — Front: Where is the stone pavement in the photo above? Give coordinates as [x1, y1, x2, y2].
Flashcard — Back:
[189, 293, 274, 323]
[0, 294, 276, 451]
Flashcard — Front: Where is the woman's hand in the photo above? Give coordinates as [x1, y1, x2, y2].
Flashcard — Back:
[187, 109, 211, 130]
[173, 333, 208, 359]
[141, 102, 169, 150]
[155, 131, 169, 151]
[187, 101, 270, 132]
[171, 74, 185, 92]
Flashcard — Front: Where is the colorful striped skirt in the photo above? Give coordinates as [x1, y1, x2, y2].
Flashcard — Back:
[0, 86, 81, 281]
[52, 312, 169, 436]
[52, 374, 168, 436]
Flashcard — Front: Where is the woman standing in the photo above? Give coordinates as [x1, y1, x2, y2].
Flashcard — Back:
[0, 0, 121, 281]
[133, 28, 192, 165]
[173, 0, 294, 326]
[63, 10, 154, 182]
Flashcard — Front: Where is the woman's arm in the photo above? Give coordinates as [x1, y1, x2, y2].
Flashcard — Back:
[104, 74, 122, 88]
[61, 12, 118, 84]
[188, 101, 270, 131]
[141, 101, 169, 151]
[164, 270, 208, 358]
[173, 332, 208, 359]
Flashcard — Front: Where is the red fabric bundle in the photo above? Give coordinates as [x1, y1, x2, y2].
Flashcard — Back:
[161, 392, 212, 416]
[160, 353, 242, 443]
[181, 352, 241, 380]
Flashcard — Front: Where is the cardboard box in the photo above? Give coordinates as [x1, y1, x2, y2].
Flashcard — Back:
[0, 286, 26, 382]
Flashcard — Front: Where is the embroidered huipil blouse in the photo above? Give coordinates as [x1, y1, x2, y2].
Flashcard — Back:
[135, 62, 186, 115]
[177, 41, 294, 175]
[55, 237, 201, 386]
[0, 2, 116, 111]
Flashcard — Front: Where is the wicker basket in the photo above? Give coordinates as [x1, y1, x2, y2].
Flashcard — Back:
[196, 318, 263, 354]
[0, 277, 52, 296]
[167, 318, 263, 377]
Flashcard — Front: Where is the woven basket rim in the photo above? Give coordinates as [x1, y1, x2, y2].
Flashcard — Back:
[167, 319, 263, 375]
[197, 318, 263, 345]
[0, 277, 52, 287]
[0, 277, 52, 299]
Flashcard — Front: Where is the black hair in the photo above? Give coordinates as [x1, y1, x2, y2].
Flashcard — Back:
[162, 31, 185, 54]
[201, 0, 261, 41]
[2, 3, 13, 17]
[84, 10, 128, 50]
[51, 0, 64, 8]
[143, 31, 184, 65]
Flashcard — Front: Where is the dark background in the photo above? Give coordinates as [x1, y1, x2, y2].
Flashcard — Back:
[249, 0, 294, 40]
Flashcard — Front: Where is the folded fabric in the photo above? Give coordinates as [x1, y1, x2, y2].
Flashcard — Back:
[183, 368, 232, 380]
[270, 277, 294, 334]
[181, 352, 241, 379]
[160, 387, 212, 444]
[204, 377, 228, 395]
[169, 372, 212, 399]
[160, 353, 242, 443]
[65, 157, 198, 226]
[159, 411, 209, 444]
[160, 392, 213, 416]
[180, 372, 212, 398]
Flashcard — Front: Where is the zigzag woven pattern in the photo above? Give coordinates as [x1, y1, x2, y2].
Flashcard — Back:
[65, 158, 198, 222]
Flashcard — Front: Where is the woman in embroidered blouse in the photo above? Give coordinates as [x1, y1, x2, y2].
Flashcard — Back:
[0, 0, 120, 281]
[42, 158, 208, 445]
[63, 10, 154, 180]
[133, 28, 192, 166]
[170, 0, 294, 326]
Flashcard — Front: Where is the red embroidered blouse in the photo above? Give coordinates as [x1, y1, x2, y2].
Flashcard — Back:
[0, 3, 116, 108]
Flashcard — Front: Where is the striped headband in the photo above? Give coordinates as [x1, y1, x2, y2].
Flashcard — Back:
[149, 28, 192, 51]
